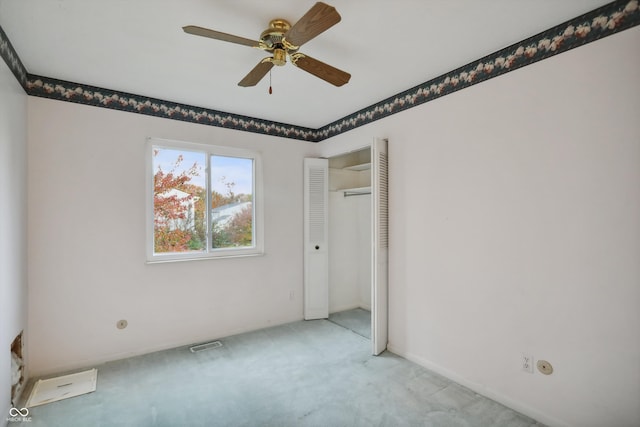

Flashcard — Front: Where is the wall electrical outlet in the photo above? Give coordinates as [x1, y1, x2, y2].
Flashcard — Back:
[522, 354, 534, 373]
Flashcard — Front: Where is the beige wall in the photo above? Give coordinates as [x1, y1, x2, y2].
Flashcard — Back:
[0, 60, 28, 416]
[27, 99, 318, 376]
[320, 26, 640, 427]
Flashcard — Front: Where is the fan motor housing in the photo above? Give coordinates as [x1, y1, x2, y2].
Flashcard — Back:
[260, 19, 297, 52]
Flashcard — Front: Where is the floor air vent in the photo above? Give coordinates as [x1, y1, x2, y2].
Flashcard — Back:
[189, 341, 223, 353]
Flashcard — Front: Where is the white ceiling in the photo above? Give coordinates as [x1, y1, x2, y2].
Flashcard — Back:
[0, 0, 608, 128]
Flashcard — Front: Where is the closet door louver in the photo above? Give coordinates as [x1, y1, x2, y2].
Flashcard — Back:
[304, 158, 329, 320]
[372, 138, 389, 355]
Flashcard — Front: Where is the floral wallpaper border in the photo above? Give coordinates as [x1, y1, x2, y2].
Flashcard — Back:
[2, 0, 639, 142]
[315, 0, 640, 140]
[0, 25, 28, 89]
[26, 75, 319, 142]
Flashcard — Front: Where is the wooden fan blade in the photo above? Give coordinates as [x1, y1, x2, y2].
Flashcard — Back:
[183, 25, 259, 48]
[238, 60, 274, 87]
[284, 2, 341, 47]
[293, 54, 350, 87]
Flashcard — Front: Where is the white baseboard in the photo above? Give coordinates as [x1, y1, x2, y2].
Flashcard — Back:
[329, 303, 361, 314]
[386, 344, 568, 427]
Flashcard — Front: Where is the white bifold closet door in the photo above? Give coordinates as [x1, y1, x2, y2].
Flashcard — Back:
[371, 137, 389, 355]
[303, 158, 329, 320]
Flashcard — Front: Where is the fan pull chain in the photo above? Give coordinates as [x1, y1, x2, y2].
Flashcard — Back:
[269, 69, 273, 95]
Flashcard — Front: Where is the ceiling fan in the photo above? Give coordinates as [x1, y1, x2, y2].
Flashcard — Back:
[183, 2, 351, 88]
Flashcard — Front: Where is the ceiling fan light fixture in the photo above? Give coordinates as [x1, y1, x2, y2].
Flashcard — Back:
[272, 48, 287, 66]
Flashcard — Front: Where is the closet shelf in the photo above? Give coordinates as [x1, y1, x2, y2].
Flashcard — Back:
[343, 162, 371, 171]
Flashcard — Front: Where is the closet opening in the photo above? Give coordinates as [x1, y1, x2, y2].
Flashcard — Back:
[327, 147, 372, 340]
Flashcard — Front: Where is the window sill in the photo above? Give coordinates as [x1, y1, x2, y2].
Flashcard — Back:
[146, 251, 265, 264]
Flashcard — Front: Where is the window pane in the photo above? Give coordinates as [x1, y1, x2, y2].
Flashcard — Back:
[210, 155, 254, 249]
[153, 148, 206, 254]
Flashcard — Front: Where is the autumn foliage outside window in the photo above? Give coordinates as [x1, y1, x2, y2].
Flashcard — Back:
[151, 143, 257, 259]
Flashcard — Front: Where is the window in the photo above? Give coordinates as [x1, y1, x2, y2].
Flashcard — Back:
[146, 138, 263, 262]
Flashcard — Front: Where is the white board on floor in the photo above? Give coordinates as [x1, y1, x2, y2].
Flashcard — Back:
[26, 368, 98, 407]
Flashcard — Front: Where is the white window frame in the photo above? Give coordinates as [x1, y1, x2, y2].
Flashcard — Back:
[146, 137, 264, 263]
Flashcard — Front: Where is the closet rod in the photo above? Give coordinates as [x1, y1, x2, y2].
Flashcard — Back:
[344, 191, 371, 197]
